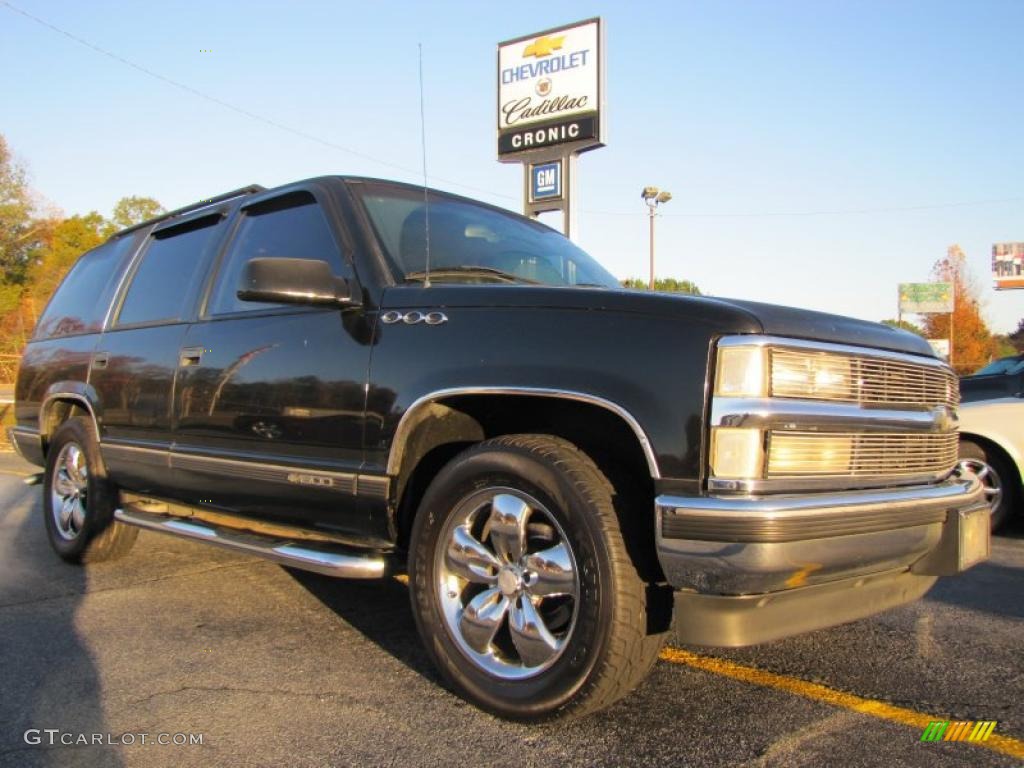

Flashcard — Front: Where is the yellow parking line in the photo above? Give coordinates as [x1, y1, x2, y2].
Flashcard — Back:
[660, 647, 1024, 760]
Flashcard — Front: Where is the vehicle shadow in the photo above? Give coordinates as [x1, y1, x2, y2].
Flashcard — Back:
[925, 557, 1024, 620]
[285, 569, 445, 686]
[0, 477, 125, 768]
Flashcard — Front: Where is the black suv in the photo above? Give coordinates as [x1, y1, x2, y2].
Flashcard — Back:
[10, 177, 988, 720]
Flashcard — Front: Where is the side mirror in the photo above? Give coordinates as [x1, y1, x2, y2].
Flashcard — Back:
[237, 257, 356, 308]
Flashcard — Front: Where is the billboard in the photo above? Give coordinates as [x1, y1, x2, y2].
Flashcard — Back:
[992, 242, 1024, 290]
[899, 282, 954, 314]
[497, 19, 604, 157]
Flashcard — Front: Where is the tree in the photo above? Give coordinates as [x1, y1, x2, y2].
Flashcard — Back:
[0, 135, 39, 293]
[921, 245, 997, 375]
[1008, 318, 1024, 354]
[992, 334, 1018, 358]
[107, 195, 164, 233]
[881, 319, 926, 336]
[27, 212, 107, 310]
[622, 277, 701, 295]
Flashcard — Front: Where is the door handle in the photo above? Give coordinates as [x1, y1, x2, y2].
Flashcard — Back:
[92, 352, 108, 370]
[179, 346, 205, 367]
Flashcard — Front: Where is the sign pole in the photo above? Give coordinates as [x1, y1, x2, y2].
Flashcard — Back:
[565, 152, 578, 239]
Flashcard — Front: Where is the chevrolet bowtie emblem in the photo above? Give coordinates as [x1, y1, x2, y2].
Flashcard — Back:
[523, 35, 566, 58]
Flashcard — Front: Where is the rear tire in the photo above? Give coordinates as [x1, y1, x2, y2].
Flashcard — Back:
[408, 434, 665, 721]
[958, 438, 1019, 532]
[43, 416, 138, 563]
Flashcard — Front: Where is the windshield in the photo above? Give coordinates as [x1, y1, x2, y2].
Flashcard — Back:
[354, 181, 619, 288]
[973, 356, 1024, 376]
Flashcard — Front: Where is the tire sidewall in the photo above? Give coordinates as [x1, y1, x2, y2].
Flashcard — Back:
[409, 443, 618, 720]
[43, 418, 116, 560]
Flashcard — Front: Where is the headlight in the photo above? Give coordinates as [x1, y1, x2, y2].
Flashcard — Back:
[714, 345, 767, 397]
[767, 433, 852, 475]
[770, 349, 853, 401]
[710, 427, 765, 479]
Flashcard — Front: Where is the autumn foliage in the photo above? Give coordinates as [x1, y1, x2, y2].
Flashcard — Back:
[921, 245, 998, 375]
[0, 134, 163, 369]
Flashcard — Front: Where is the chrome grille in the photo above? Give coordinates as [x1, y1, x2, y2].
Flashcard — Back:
[767, 431, 960, 479]
[770, 348, 958, 409]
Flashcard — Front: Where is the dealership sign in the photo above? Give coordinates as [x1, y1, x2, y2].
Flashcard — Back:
[992, 242, 1024, 290]
[497, 19, 604, 157]
[899, 282, 954, 314]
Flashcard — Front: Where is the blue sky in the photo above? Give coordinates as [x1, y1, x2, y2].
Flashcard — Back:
[2, 0, 1021, 332]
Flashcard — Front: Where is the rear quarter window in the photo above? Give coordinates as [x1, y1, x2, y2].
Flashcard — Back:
[116, 215, 225, 327]
[33, 235, 138, 339]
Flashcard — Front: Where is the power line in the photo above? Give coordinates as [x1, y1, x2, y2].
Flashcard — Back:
[583, 197, 1024, 219]
[0, 1, 517, 204]
[4, 1, 1021, 221]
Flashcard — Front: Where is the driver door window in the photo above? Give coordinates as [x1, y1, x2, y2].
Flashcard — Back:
[208, 191, 348, 316]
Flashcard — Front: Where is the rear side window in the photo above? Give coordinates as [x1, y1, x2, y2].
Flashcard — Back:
[117, 215, 224, 326]
[207, 192, 347, 316]
[34, 235, 137, 339]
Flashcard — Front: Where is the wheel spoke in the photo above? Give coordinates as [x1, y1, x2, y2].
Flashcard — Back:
[58, 497, 75, 532]
[446, 525, 500, 584]
[509, 596, 560, 667]
[975, 465, 990, 481]
[524, 542, 576, 599]
[53, 469, 76, 497]
[70, 497, 86, 532]
[65, 445, 87, 490]
[486, 494, 531, 563]
[458, 587, 509, 654]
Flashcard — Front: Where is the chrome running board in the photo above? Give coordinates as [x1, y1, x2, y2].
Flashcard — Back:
[114, 508, 389, 579]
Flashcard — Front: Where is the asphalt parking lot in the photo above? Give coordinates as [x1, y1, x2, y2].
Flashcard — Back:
[1, 452, 1021, 768]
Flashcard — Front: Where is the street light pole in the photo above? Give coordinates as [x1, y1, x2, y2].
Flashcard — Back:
[648, 203, 655, 290]
[641, 186, 672, 290]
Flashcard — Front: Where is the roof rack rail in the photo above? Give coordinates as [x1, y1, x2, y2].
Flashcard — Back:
[116, 184, 266, 237]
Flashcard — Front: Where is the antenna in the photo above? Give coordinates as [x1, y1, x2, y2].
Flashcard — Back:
[418, 43, 431, 288]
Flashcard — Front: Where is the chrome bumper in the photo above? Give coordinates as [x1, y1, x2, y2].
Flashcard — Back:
[656, 474, 989, 645]
[656, 474, 987, 595]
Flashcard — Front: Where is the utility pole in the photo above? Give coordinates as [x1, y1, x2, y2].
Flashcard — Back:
[641, 186, 672, 290]
[949, 282, 955, 368]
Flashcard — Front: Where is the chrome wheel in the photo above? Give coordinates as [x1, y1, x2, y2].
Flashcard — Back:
[435, 487, 579, 680]
[50, 442, 89, 540]
[960, 458, 1003, 512]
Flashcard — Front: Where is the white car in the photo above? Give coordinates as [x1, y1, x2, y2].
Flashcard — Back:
[958, 398, 1023, 531]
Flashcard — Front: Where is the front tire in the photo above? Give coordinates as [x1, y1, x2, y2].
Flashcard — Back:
[408, 434, 664, 721]
[43, 416, 138, 563]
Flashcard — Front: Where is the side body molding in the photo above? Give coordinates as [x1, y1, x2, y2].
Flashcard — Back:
[385, 387, 661, 479]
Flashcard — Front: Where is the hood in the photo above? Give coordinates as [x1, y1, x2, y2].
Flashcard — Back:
[382, 285, 936, 358]
[716, 297, 936, 357]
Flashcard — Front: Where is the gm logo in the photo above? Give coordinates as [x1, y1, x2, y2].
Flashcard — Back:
[530, 161, 562, 202]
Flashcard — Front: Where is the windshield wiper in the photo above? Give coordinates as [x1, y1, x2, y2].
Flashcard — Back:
[404, 266, 541, 285]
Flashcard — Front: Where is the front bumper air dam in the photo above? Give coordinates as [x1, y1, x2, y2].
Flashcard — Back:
[656, 474, 989, 647]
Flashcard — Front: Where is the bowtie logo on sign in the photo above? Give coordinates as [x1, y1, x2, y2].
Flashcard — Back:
[523, 35, 565, 58]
